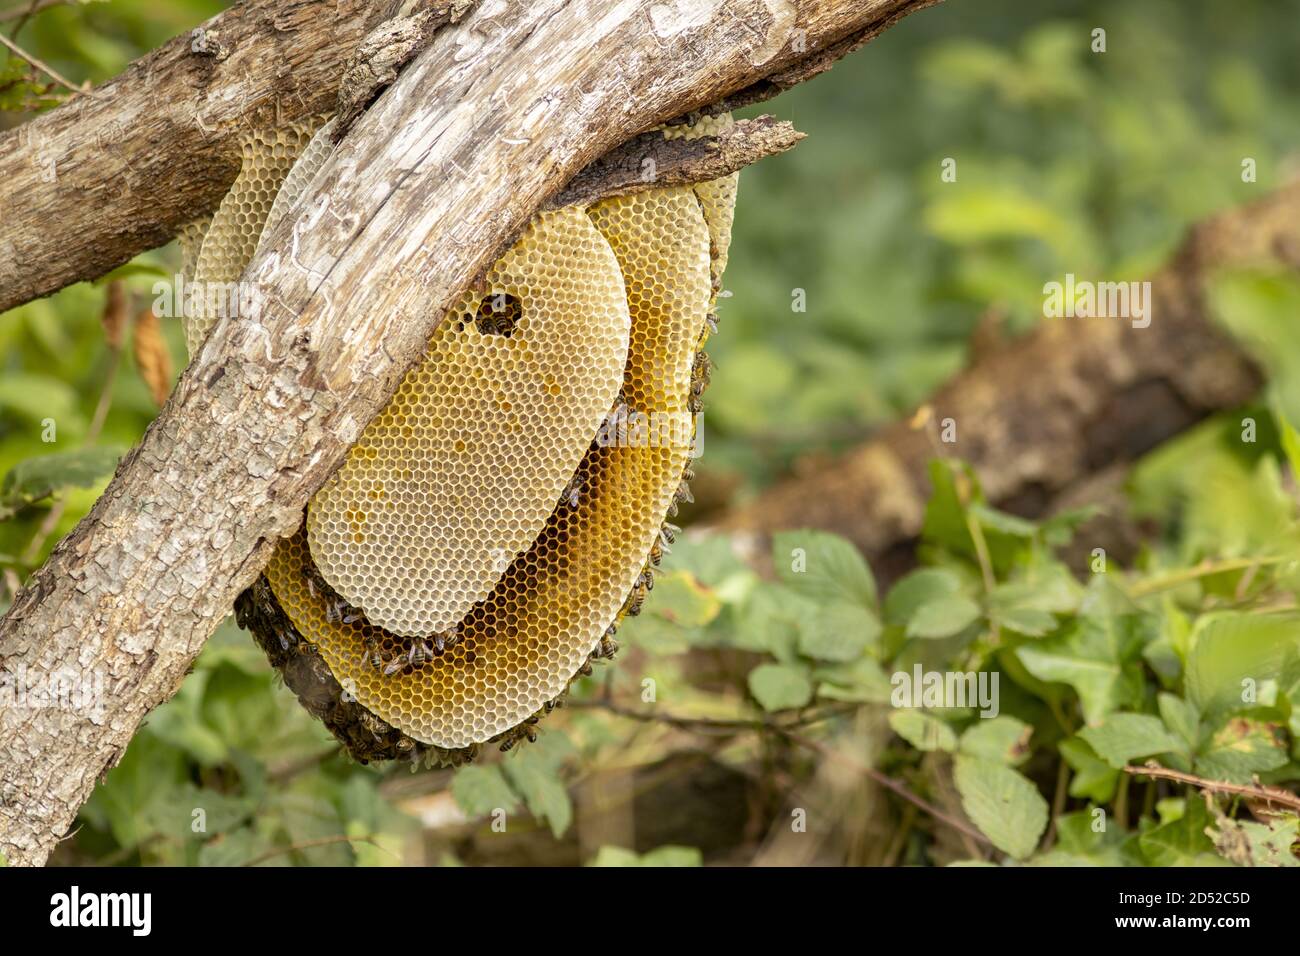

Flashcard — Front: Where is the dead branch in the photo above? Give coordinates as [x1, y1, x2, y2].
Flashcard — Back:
[720, 182, 1300, 578]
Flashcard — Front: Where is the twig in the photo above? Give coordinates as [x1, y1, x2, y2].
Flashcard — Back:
[0, 30, 94, 98]
[1125, 556, 1288, 599]
[1042, 758, 1070, 851]
[565, 697, 853, 735]
[782, 729, 994, 849]
[547, 115, 803, 210]
[1124, 762, 1300, 813]
[0, 0, 74, 22]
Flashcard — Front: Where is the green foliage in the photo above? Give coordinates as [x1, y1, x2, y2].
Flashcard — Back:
[6, 0, 1300, 867]
[0, 445, 122, 519]
[600, 444, 1300, 866]
[72, 622, 418, 866]
[953, 756, 1048, 860]
[589, 845, 702, 867]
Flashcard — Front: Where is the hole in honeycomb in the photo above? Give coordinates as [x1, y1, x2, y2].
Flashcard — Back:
[304, 208, 631, 639]
[474, 292, 523, 337]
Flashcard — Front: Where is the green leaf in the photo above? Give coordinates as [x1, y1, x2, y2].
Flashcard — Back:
[773, 529, 877, 609]
[647, 571, 722, 628]
[1139, 797, 1226, 867]
[969, 502, 1037, 538]
[813, 656, 893, 703]
[1059, 737, 1119, 803]
[797, 601, 880, 661]
[1194, 716, 1289, 783]
[907, 593, 981, 639]
[198, 662, 277, 757]
[953, 755, 1048, 860]
[748, 663, 813, 712]
[889, 710, 957, 752]
[1032, 810, 1131, 866]
[1158, 693, 1200, 751]
[1015, 614, 1150, 724]
[960, 716, 1032, 765]
[590, 845, 702, 867]
[272, 792, 351, 866]
[0, 372, 80, 425]
[992, 606, 1059, 638]
[1209, 813, 1300, 867]
[198, 827, 263, 867]
[921, 459, 980, 553]
[1185, 612, 1300, 719]
[451, 765, 520, 818]
[0, 446, 123, 517]
[501, 731, 576, 838]
[1078, 713, 1187, 769]
[884, 567, 962, 627]
[989, 562, 1082, 635]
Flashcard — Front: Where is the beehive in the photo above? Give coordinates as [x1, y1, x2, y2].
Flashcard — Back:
[220, 114, 737, 760]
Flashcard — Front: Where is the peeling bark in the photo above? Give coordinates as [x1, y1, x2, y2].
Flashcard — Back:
[0, 0, 939, 867]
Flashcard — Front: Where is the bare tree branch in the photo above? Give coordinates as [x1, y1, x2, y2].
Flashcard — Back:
[720, 182, 1300, 579]
[0, 0, 410, 314]
[548, 115, 802, 209]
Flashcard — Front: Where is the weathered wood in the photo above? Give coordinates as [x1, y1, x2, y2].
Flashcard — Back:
[0, 0, 939, 867]
[722, 183, 1300, 578]
[548, 115, 802, 210]
[0, 0, 408, 314]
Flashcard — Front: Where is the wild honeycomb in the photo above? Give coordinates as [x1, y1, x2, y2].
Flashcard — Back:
[661, 112, 739, 287]
[229, 114, 735, 757]
[306, 207, 631, 638]
[254, 119, 337, 257]
[184, 126, 317, 352]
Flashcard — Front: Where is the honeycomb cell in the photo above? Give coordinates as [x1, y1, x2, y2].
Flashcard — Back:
[306, 206, 632, 638]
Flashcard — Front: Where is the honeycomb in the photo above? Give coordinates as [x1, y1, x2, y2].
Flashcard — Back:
[661, 112, 739, 286]
[254, 119, 337, 258]
[183, 126, 317, 352]
[228, 114, 735, 757]
[306, 207, 631, 637]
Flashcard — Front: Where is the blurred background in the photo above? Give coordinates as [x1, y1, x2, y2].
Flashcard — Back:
[3, 0, 1300, 866]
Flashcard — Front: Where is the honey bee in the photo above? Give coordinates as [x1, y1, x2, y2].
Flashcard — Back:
[560, 474, 583, 509]
[623, 587, 646, 617]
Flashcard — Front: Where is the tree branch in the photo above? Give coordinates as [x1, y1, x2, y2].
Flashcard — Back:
[0, 0, 410, 314]
[1124, 762, 1300, 814]
[721, 182, 1300, 578]
[548, 115, 803, 209]
[0, 0, 940, 867]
